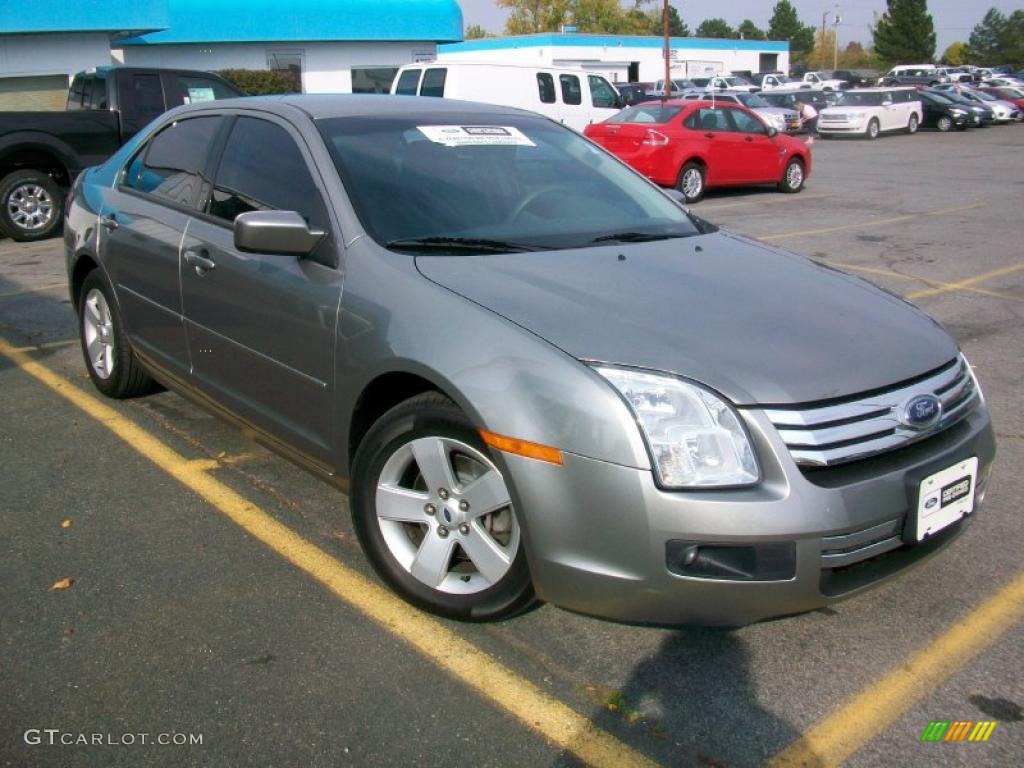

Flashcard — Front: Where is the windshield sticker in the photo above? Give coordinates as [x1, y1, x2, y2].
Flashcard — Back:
[187, 87, 217, 103]
[417, 125, 535, 147]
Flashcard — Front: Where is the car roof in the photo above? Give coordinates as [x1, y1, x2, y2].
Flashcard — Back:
[179, 94, 540, 121]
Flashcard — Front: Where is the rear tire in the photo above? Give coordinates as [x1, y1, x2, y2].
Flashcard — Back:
[778, 158, 805, 194]
[0, 170, 63, 242]
[350, 392, 535, 622]
[676, 161, 706, 204]
[77, 270, 155, 399]
[906, 113, 919, 134]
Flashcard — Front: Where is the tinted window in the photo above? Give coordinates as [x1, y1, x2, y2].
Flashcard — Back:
[352, 67, 398, 94]
[537, 73, 556, 104]
[118, 74, 165, 136]
[420, 68, 447, 98]
[607, 105, 683, 124]
[67, 76, 87, 109]
[727, 108, 768, 134]
[176, 75, 239, 105]
[208, 117, 328, 231]
[123, 117, 220, 206]
[395, 69, 421, 95]
[684, 108, 730, 131]
[560, 74, 581, 106]
[589, 75, 617, 108]
[83, 74, 108, 110]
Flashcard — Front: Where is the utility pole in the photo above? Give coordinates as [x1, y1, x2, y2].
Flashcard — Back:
[820, 11, 829, 71]
[663, 0, 671, 99]
[833, 8, 841, 71]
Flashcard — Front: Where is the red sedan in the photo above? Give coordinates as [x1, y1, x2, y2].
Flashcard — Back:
[584, 100, 812, 203]
[978, 86, 1024, 111]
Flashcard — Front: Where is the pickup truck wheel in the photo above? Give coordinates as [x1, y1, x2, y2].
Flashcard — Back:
[779, 158, 805, 193]
[351, 392, 535, 621]
[78, 270, 155, 399]
[676, 162, 706, 204]
[0, 170, 63, 242]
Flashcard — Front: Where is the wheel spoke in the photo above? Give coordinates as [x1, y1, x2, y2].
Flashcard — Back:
[409, 533, 456, 587]
[85, 297, 102, 325]
[376, 484, 430, 523]
[86, 336, 104, 363]
[460, 527, 512, 584]
[411, 437, 458, 492]
[462, 470, 511, 518]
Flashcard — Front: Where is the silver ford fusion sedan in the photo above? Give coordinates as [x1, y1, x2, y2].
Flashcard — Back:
[64, 96, 996, 625]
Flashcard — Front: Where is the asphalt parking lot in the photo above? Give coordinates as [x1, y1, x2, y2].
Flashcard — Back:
[1, 124, 1022, 768]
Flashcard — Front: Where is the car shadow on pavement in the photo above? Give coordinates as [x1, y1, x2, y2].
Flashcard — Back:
[560, 627, 815, 768]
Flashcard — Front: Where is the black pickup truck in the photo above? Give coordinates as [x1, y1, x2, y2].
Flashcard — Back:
[0, 66, 241, 241]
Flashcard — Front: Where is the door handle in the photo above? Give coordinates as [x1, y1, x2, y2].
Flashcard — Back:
[100, 214, 118, 231]
[704, 132, 715, 138]
[745, 136, 754, 142]
[184, 248, 216, 274]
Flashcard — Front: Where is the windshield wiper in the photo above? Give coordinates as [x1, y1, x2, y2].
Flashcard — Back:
[590, 231, 696, 244]
[385, 237, 547, 254]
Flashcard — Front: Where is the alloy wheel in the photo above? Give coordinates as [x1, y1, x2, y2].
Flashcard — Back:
[82, 288, 115, 379]
[6, 183, 54, 232]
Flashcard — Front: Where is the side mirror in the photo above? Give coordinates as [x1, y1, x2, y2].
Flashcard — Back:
[766, 126, 778, 137]
[663, 188, 689, 209]
[234, 210, 325, 256]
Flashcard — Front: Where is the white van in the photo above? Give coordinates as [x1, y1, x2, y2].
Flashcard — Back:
[390, 62, 621, 131]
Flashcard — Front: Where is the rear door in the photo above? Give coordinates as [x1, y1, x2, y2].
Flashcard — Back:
[101, 115, 223, 377]
[180, 114, 343, 463]
[684, 106, 743, 184]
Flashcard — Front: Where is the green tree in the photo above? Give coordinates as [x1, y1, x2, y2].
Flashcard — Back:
[656, 5, 689, 37]
[499, 0, 569, 34]
[464, 24, 489, 39]
[696, 18, 737, 39]
[768, 1, 815, 63]
[941, 41, 970, 65]
[969, 8, 1024, 67]
[872, 0, 937, 65]
[737, 19, 766, 40]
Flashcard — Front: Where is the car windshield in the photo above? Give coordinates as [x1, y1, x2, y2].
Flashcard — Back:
[763, 93, 797, 107]
[317, 114, 702, 253]
[672, 79, 695, 90]
[723, 77, 750, 86]
[970, 90, 997, 101]
[608, 104, 684, 123]
[834, 91, 885, 106]
[736, 93, 770, 108]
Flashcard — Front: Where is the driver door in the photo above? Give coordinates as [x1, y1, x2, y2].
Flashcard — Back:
[722, 107, 780, 182]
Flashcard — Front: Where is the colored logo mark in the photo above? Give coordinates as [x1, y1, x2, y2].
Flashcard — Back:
[920, 720, 997, 742]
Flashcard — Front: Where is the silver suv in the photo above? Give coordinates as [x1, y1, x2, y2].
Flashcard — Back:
[65, 96, 995, 625]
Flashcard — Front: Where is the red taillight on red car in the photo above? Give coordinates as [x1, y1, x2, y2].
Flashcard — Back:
[642, 129, 669, 146]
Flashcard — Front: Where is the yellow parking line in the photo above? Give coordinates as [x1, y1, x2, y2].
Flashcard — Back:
[906, 262, 1024, 300]
[0, 335, 658, 768]
[10, 338, 79, 353]
[759, 201, 985, 242]
[769, 570, 1024, 768]
[830, 263, 1024, 303]
[0, 282, 67, 299]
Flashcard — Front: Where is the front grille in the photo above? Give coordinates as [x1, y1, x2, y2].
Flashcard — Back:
[761, 357, 979, 467]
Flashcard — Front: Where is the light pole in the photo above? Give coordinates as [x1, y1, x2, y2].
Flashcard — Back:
[663, 0, 671, 99]
[820, 11, 830, 71]
[833, 8, 842, 71]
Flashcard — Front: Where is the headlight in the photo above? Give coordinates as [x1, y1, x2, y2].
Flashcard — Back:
[950, 108, 966, 115]
[594, 367, 760, 488]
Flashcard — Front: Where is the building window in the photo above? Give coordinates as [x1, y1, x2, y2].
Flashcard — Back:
[268, 50, 304, 92]
[351, 68, 399, 94]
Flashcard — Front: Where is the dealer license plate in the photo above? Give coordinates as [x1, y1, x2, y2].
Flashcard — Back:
[916, 457, 978, 541]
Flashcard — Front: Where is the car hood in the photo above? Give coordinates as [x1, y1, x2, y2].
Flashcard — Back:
[414, 232, 958, 406]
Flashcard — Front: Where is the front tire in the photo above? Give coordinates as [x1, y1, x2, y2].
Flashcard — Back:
[676, 161, 706, 204]
[778, 158, 805, 193]
[77, 270, 155, 399]
[866, 118, 880, 140]
[350, 392, 535, 621]
[0, 170, 63, 242]
[937, 116, 954, 132]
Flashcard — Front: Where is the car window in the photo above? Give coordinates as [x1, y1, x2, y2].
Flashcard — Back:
[607, 104, 682, 124]
[560, 74, 582, 106]
[122, 116, 221, 206]
[420, 68, 447, 98]
[68, 76, 87, 109]
[394, 69, 421, 95]
[726, 108, 768, 134]
[537, 73, 556, 104]
[685, 108, 730, 131]
[176, 75, 238, 104]
[589, 75, 618, 109]
[118, 74, 166, 136]
[83, 74, 108, 109]
[207, 116, 328, 232]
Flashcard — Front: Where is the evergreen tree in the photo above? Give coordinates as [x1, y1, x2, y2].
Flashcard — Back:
[872, 0, 937, 65]
[969, 8, 1024, 67]
[696, 18, 737, 39]
[738, 20, 766, 40]
[767, 1, 815, 62]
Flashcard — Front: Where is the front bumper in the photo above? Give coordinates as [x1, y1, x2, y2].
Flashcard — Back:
[505, 404, 995, 626]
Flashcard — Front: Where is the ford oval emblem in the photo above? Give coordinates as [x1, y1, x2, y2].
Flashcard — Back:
[901, 394, 942, 430]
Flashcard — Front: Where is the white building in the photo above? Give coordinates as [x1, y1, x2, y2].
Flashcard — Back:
[118, 0, 463, 94]
[438, 33, 790, 84]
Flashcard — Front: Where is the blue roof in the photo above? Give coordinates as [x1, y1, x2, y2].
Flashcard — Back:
[0, 0, 167, 35]
[121, 0, 462, 45]
[441, 33, 788, 54]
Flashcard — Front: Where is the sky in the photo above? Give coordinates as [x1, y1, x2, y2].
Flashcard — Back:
[456, 1, 1023, 54]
